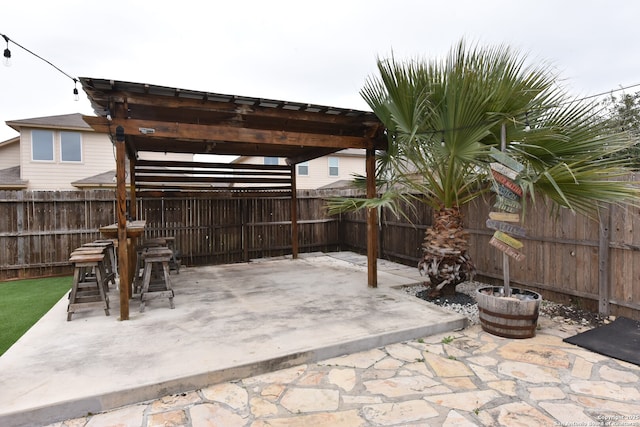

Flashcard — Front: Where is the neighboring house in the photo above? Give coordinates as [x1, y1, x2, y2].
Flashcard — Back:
[0, 136, 26, 189]
[0, 113, 192, 190]
[233, 148, 365, 190]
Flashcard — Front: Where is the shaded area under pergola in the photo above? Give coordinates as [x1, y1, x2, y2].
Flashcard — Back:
[79, 77, 387, 320]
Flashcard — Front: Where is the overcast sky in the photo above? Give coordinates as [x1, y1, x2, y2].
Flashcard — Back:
[2, 0, 640, 142]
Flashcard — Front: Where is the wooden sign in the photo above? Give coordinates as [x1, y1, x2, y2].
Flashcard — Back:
[486, 219, 526, 237]
[487, 148, 526, 264]
[489, 211, 520, 222]
[492, 183, 521, 201]
[489, 236, 526, 261]
[491, 170, 523, 196]
[490, 162, 519, 180]
[493, 230, 524, 249]
[489, 147, 524, 173]
[494, 199, 519, 213]
[495, 195, 521, 210]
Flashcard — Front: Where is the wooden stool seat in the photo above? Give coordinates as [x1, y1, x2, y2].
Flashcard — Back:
[67, 253, 109, 321]
[82, 241, 117, 286]
[142, 238, 167, 248]
[71, 247, 104, 256]
[72, 246, 116, 288]
[139, 247, 175, 312]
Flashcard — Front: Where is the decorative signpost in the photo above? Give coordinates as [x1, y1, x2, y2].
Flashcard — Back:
[487, 145, 526, 267]
[476, 124, 542, 339]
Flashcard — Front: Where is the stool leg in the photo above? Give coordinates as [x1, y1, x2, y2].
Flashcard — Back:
[95, 266, 110, 316]
[97, 261, 110, 308]
[67, 267, 82, 321]
[139, 261, 152, 312]
[162, 261, 175, 309]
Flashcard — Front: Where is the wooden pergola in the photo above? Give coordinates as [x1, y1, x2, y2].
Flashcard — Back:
[79, 77, 387, 320]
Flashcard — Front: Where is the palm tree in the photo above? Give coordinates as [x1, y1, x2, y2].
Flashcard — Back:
[329, 40, 640, 295]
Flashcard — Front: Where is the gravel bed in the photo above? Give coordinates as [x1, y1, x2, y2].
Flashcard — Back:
[403, 281, 607, 327]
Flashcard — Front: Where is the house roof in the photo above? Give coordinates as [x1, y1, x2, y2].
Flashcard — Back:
[71, 170, 120, 188]
[0, 136, 19, 148]
[0, 166, 28, 189]
[317, 179, 361, 190]
[5, 113, 92, 133]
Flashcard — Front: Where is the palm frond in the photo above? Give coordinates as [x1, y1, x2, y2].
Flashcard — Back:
[336, 39, 640, 222]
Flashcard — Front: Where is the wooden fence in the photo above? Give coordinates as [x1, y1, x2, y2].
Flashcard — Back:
[340, 193, 640, 320]
[0, 190, 339, 281]
[1, 188, 639, 319]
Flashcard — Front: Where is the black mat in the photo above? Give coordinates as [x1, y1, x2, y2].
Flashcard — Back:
[563, 317, 640, 366]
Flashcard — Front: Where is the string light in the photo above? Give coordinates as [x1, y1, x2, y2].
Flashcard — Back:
[2, 34, 10, 67]
[73, 79, 79, 101]
[0, 32, 78, 100]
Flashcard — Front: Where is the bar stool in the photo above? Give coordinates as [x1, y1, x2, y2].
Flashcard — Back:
[69, 247, 111, 296]
[81, 241, 116, 287]
[134, 242, 163, 294]
[67, 253, 109, 320]
[162, 237, 181, 274]
[139, 247, 175, 312]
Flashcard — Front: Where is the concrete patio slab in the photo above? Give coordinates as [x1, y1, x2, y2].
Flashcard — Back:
[0, 252, 466, 427]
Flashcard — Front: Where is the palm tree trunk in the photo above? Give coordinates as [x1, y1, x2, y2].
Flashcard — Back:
[418, 206, 475, 296]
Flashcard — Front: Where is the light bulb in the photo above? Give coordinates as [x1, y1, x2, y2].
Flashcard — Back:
[3, 48, 10, 67]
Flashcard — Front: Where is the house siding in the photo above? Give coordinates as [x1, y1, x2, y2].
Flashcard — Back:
[5, 114, 197, 190]
[138, 151, 194, 162]
[0, 142, 19, 169]
[21, 128, 116, 190]
[235, 152, 365, 189]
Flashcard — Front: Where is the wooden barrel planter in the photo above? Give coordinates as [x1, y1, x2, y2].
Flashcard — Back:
[476, 286, 542, 339]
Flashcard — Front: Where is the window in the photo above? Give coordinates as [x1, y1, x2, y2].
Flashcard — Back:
[297, 161, 309, 176]
[264, 157, 279, 165]
[32, 130, 54, 161]
[61, 132, 82, 162]
[328, 157, 339, 176]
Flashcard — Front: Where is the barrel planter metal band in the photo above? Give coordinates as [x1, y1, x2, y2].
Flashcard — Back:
[476, 286, 542, 339]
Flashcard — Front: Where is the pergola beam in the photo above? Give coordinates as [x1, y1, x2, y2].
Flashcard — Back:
[83, 117, 376, 151]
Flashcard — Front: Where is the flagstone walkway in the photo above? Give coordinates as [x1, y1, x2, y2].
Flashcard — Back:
[46, 316, 640, 427]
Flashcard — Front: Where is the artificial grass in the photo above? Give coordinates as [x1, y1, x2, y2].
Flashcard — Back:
[0, 276, 73, 356]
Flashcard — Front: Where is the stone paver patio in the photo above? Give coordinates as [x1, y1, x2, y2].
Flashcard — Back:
[46, 316, 640, 426]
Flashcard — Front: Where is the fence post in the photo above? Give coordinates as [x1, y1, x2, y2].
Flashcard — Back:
[242, 199, 249, 262]
[16, 191, 25, 269]
[598, 206, 611, 316]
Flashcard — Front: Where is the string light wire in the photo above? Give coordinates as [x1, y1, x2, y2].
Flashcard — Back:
[3, 30, 640, 122]
[0, 32, 78, 100]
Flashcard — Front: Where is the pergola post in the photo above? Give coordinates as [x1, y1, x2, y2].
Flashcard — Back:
[366, 148, 378, 287]
[129, 156, 137, 220]
[290, 164, 298, 259]
[115, 126, 129, 320]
